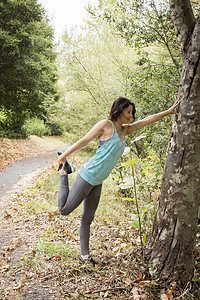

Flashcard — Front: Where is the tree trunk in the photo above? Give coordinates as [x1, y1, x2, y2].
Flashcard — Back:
[145, 1, 200, 285]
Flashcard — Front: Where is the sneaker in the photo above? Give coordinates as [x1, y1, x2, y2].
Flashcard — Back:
[57, 151, 75, 174]
[79, 255, 103, 269]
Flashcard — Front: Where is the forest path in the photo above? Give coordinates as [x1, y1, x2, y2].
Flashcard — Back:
[0, 137, 69, 299]
[0, 137, 68, 206]
[0, 137, 70, 298]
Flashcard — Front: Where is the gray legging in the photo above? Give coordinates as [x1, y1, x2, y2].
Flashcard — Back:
[58, 173, 102, 255]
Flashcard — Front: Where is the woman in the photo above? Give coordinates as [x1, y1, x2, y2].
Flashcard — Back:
[57, 97, 179, 268]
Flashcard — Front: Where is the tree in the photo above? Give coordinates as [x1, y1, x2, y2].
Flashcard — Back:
[57, 24, 138, 137]
[145, 0, 200, 285]
[0, 0, 57, 134]
[91, 0, 182, 74]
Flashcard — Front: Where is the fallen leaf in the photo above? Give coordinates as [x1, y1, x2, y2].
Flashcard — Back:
[4, 211, 12, 219]
[171, 281, 176, 289]
[160, 294, 168, 300]
[48, 212, 53, 219]
[123, 277, 133, 285]
[126, 242, 132, 249]
[131, 286, 139, 296]
[135, 273, 143, 281]
[104, 291, 109, 298]
[138, 281, 151, 287]
[8, 293, 16, 299]
[0, 263, 10, 271]
[12, 283, 22, 290]
[38, 273, 46, 277]
[166, 289, 173, 300]
[53, 255, 61, 260]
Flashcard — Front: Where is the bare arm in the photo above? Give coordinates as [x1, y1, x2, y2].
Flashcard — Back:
[123, 102, 179, 135]
[57, 119, 108, 165]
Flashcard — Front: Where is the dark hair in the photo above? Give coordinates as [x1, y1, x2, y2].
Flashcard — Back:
[108, 97, 136, 122]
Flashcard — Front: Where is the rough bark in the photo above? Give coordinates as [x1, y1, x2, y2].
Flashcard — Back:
[145, 1, 200, 285]
[170, 0, 196, 49]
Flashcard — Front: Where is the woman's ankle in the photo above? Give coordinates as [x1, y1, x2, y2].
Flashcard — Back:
[60, 169, 67, 175]
[81, 254, 90, 259]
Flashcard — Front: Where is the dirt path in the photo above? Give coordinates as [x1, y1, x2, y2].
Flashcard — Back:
[0, 140, 70, 299]
[0, 144, 68, 207]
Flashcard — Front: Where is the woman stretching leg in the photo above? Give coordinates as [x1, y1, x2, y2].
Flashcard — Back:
[58, 174, 102, 257]
[57, 97, 179, 267]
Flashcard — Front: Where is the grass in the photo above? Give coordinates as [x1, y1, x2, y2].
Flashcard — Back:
[38, 235, 77, 258]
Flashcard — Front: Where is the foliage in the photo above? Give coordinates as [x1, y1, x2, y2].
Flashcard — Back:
[54, 0, 184, 160]
[0, 108, 29, 138]
[90, 0, 181, 66]
[56, 23, 138, 137]
[35, 97, 64, 136]
[22, 117, 51, 137]
[117, 146, 160, 250]
[88, 0, 182, 159]
[0, 109, 7, 125]
[191, 0, 200, 17]
[126, 50, 180, 159]
[0, 0, 57, 135]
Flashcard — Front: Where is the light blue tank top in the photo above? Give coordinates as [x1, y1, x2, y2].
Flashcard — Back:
[78, 121, 125, 185]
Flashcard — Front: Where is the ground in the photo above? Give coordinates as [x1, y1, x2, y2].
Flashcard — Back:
[0, 135, 66, 171]
[0, 136, 199, 299]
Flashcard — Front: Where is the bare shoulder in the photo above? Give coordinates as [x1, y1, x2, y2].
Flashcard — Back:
[89, 119, 111, 135]
[96, 119, 113, 139]
[83, 119, 111, 141]
[100, 119, 111, 125]
[96, 119, 111, 129]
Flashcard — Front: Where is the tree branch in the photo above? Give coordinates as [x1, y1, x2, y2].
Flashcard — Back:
[169, 0, 196, 51]
[152, 1, 180, 76]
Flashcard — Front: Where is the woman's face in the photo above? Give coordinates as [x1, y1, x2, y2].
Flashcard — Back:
[118, 105, 133, 123]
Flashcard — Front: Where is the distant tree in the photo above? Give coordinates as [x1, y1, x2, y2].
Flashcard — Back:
[0, 0, 57, 134]
[58, 24, 137, 137]
[90, 0, 182, 73]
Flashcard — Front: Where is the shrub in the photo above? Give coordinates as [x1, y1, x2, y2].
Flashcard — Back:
[46, 122, 64, 136]
[22, 118, 51, 137]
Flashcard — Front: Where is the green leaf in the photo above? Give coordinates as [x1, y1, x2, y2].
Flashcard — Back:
[126, 243, 132, 250]
[122, 197, 136, 202]
[129, 214, 139, 228]
[132, 135, 146, 142]
[192, 275, 200, 282]
[118, 158, 140, 168]
[118, 177, 134, 189]
[142, 166, 153, 175]
[140, 202, 154, 213]
[143, 234, 146, 245]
